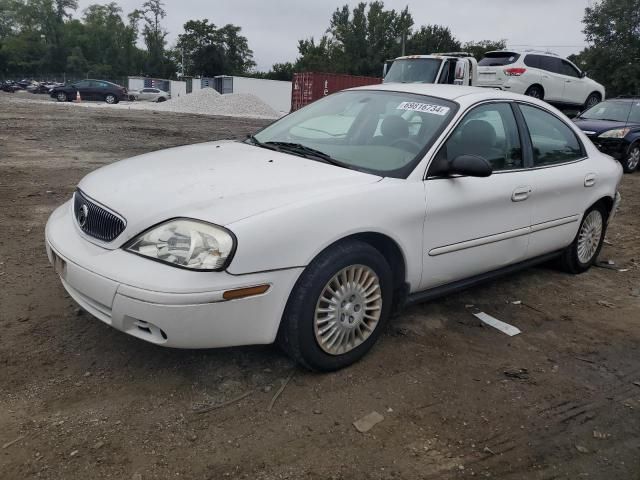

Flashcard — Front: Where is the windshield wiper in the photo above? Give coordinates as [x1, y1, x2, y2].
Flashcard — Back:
[247, 135, 281, 152]
[263, 141, 349, 169]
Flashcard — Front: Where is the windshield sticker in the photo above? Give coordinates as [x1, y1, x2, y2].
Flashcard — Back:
[397, 102, 450, 115]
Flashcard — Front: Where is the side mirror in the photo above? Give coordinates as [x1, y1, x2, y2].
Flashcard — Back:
[581, 71, 587, 78]
[449, 155, 493, 177]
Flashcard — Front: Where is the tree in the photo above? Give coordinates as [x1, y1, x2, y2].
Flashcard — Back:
[176, 19, 255, 76]
[136, 0, 171, 77]
[462, 39, 506, 60]
[65, 45, 86, 74]
[575, 0, 640, 96]
[406, 25, 461, 55]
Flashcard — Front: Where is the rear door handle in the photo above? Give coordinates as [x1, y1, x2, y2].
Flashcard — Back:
[584, 173, 597, 187]
[512, 186, 532, 202]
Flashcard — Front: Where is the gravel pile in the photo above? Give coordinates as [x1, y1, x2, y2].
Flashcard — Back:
[125, 88, 280, 119]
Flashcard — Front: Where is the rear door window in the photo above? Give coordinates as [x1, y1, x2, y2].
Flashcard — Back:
[519, 104, 584, 166]
[479, 52, 521, 66]
[539, 56, 562, 74]
[523, 55, 542, 69]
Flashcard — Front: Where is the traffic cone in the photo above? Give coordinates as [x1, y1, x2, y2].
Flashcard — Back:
[76, 91, 81, 102]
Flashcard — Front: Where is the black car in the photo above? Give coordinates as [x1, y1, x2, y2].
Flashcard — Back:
[573, 97, 640, 173]
[50, 79, 127, 104]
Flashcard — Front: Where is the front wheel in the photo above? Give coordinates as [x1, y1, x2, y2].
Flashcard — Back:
[278, 240, 393, 371]
[105, 94, 118, 104]
[622, 143, 640, 173]
[560, 205, 607, 274]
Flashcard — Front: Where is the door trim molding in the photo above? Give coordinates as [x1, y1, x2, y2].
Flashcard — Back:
[530, 214, 580, 233]
[428, 214, 579, 257]
[428, 226, 530, 257]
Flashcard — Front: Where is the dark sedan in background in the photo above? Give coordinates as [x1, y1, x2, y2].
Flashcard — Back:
[50, 79, 127, 104]
[574, 97, 640, 173]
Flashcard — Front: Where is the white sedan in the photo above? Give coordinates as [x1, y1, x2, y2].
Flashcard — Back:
[45, 84, 622, 371]
[128, 87, 170, 102]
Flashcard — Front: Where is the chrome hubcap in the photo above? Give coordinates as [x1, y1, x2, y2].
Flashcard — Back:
[587, 96, 599, 108]
[313, 265, 382, 355]
[106, 96, 114, 104]
[627, 147, 640, 170]
[577, 210, 603, 264]
[57, 93, 65, 101]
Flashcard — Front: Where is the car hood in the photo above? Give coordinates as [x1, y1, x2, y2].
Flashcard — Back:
[78, 141, 381, 248]
[573, 118, 638, 136]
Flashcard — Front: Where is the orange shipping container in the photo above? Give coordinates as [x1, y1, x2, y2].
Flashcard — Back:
[291, 72, 382, 111]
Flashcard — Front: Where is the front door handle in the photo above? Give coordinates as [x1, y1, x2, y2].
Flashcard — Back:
[512, 186, 532, 202]
[584, 173, 597, 187]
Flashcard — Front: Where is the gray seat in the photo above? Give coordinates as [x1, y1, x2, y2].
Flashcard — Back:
[372, 115, 410, 145]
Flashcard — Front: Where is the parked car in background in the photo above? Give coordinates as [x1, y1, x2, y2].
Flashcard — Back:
[574, 97, 640, 173]
[477, 50, 605, 110]
[50, 79, 127, 104]
[1, 80, 22, 92]
[46, 85, 622, 371]
[128, 87, 170, 102]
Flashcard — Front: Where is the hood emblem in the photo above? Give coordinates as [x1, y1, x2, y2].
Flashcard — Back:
[78, 204, 89, 227]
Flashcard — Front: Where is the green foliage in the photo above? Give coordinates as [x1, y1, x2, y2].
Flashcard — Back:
[573, 0, 640, 96]
[176, 19, 255, 76]
[461, 40, 507, 60]
[292, 2, 505, 77]
[406, 25, 461, 55]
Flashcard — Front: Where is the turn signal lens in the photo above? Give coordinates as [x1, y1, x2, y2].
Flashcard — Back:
[504, 67, 527, 76]
[223, 284, 270, 300]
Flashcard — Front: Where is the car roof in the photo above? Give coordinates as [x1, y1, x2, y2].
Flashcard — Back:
[348, 83, 550, 108]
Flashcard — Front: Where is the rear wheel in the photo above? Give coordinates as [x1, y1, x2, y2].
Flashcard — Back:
[278, 240, 393, 371]
[525, 85, 544, 100]
[56, 92, 67, 102]
[157, 97, 167, 103]
[622, 143, 640, 173]
[560, 204, 607, 274]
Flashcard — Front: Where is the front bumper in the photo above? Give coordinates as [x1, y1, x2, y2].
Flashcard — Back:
[45, 201, 303, 349]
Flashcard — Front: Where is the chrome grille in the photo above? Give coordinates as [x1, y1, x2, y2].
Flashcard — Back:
[73, 190, 126, 242]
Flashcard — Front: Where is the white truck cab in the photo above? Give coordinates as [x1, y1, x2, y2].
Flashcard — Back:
[383, 53, 479, 87]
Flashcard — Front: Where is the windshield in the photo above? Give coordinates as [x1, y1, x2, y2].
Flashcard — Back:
[252, 90, 457, 178]
[580, 101, 638, 123]
[383, 58, 442, 84]
[479, 52, 520, 66]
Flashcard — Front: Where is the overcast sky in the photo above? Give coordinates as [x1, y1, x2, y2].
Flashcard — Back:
[76, 0, 594, 71]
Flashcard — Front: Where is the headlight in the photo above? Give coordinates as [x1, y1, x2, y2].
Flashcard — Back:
[126, 219, 236, 271]
[599, 128, 631, 139]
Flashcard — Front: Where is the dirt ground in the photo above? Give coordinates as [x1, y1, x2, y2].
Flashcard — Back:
[1, 93, 639, 480]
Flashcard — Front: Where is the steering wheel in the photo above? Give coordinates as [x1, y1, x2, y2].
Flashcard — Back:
[390, 138, 423, 153]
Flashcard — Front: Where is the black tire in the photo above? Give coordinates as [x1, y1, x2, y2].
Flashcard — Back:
[525, 85, 544, 100]
[55, 92, 67, 102]
[622, 143, 640, 174]
[559, 204, 607, 274]
[278, 240, 393, 372]
[105, 94, 118, 104]
[584, 92, 601, 111]
[157, 97, 166, 103]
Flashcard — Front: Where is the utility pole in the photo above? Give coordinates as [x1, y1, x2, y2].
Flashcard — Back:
[401, 31, 406, 56]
